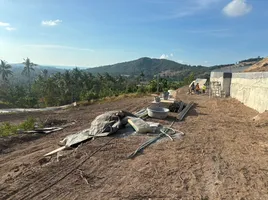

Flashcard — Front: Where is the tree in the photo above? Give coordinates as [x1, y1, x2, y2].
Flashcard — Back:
[0, 60, 13, 83]
[22, 57, 37, 90]
[183, 72, 195, 86]
[42, 69, 48, 79]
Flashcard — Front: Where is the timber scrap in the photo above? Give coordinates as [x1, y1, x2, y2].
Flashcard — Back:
[177, 101, 194, 121]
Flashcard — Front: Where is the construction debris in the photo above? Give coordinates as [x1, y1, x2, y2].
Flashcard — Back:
[18, 121, 75, 135]
[45, 111, 136, 156]
[44, 102, 192, 157]
[178, 102, 194, 121]
[44, 146, 66, 157]
[147, 107, 169, 119]
[21, 127, 63, 134]
[134, 108, 148, 118]
[128, 121, 179, 159]
[169, 101, 185, 112]
[128, 117, 152, 133]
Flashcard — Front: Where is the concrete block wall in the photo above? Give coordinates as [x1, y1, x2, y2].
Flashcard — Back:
[210, 72, 224, 89]
[210, 72, 232, 96]
[230, 72, 268, 113]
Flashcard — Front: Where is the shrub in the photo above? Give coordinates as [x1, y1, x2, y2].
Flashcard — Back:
[0, 117, 36, 137]
[18, 117, 36, 131]
[0, 122, 17, 137]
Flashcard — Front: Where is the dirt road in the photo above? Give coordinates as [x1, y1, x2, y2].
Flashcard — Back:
[0, 92, 268, 200]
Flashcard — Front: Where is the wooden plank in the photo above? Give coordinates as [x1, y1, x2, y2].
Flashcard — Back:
[44, 146, 66, 157]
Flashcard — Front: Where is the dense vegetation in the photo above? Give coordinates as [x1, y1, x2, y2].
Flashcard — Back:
[6, 57, 211, 85]
[239, 57, 263, 63]
[0, 58, 196, 108]
[87, 57, 211, 80]
[1, 56, 262, 108]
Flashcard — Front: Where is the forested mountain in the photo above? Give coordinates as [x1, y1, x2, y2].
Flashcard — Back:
[87, 57, 211, 80]
[86, 57, 262, 79]
[0, 56, 264, 108]
[6, 57, 262, 84]
[7, 58, 211, 83]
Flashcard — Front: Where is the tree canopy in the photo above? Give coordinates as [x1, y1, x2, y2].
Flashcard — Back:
[0, 60, 13, 83]
[0, 59, 192, 108]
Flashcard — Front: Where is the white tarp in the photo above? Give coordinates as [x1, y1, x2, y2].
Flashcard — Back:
[60, 111, 135, 147]
[189, 79, 207, 88]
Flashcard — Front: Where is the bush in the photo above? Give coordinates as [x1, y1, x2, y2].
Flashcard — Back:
[137, 86, 147, 94]
[0, 122, 17, 137]
[0, 117, 36, 137]
[18, 117, 36, 130]
[81, 91, 99, 102]
[0, 101, 12, 109]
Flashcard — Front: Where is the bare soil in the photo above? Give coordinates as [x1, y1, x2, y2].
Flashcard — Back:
[0, 91, 268, 200]
[244, 57, 268, 72]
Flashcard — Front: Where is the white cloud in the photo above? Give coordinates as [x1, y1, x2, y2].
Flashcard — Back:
[0, 21, 16, 31]
[177, 60, 184, 64]
[5, 27, 16, 31]
[160, 53, 175, 59]
[23, 44, 94, 52]
[223, 0, 252, 17]
[42, 19, 62, 26]
[160, 54, 169, 59]
[0, 21, 10, 27]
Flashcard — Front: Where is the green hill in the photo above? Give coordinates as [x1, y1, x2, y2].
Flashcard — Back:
[87, 57, 211, 80]
[87, 57, 264, 80]
[3, 57, 263, 83]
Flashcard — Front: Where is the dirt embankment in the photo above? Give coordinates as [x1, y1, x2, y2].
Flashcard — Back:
[244, 57, 268, 72]
[0, 93, 268, 200]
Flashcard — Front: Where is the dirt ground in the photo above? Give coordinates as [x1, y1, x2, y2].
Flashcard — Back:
[244, 57, 268, 72]
[0, 90, 268, 200]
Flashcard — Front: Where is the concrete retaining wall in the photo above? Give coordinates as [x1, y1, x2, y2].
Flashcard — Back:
[230, 72, 268, 113]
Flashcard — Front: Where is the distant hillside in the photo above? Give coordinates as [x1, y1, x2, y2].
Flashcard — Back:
[86, 57, 264, 81]
[2, 57, 265, 84]
[87, 57, 212, 80]
[4, 64, 67, 84]
[244, 57, 268, 72]
[211, 57, 263, 73]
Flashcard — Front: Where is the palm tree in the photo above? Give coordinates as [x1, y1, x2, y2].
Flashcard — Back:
[0, 60, 13, 83]
[22, 57, 37, 90]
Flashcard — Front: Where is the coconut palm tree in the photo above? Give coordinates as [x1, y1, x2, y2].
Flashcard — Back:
[22, 57, 37, 90]
[0, 60, 13, 83]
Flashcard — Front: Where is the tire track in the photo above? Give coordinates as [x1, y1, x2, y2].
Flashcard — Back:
[2, 137, 115, 200]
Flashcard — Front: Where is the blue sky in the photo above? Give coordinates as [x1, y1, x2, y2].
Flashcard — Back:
[0, 0, 267, 67]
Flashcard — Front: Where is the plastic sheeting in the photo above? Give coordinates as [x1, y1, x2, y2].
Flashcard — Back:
[189, 79, 207, 88]
[60, 111, 135, 147]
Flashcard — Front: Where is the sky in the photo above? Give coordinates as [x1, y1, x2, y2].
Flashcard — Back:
[0, 0, 267, 67]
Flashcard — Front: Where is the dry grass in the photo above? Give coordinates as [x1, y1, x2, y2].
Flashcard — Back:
[77, 93, 149, 106]
[244, 57, 268, 72]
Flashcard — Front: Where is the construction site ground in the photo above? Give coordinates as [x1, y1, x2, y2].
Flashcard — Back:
[1, 89, 268, 200]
